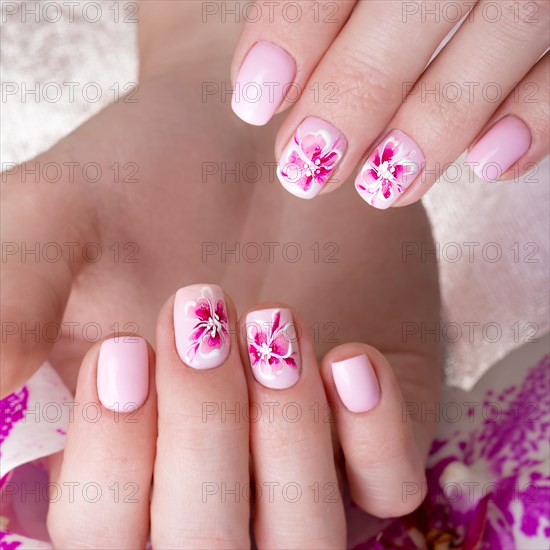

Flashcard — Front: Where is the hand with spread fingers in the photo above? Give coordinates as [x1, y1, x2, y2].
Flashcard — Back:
[46, 286, 436, 549]
[230, 0, 549, 205]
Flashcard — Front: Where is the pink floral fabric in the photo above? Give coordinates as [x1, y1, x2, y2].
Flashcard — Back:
[350, 355, 550, 549]
[1, 363, 70, 550]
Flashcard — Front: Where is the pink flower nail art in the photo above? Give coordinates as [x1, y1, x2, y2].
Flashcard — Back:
[174, 284, 230, 369]
[246, 308, 301, 389]
[277, 117, 347, 199]
[355, 130, 425, 209]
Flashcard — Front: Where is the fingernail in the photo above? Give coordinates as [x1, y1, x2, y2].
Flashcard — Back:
[355, 130, 425, 209]
[467, 116, 531, 182]
[246, 308, 301, 389]
[174, 284, 230, 369]
[331, 354, 380, 413]
[277, 117, 348, 199]
[232, 41, 296, 126]
[97, 337, 149, 412]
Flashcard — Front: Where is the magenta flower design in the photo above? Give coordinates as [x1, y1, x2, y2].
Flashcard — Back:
[357, 136, 419, 206]
[186, 295, 229, 363]
[281, 131, 343, 193]
[248, 310, 298, 379]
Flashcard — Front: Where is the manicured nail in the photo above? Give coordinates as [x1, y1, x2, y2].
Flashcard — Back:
[97, 337, 149, 412]
[331, 354, 380, 413]
[277, 117, 348, 199]
[246, 308, 300, 389]
[232, 41, 296, 126]
[355, 130, 425, 209]
[174, 284, 230, 369]
[467, 116, 531, 182]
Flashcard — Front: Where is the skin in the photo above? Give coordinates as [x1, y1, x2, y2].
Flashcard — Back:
[2, 3, 441, 547]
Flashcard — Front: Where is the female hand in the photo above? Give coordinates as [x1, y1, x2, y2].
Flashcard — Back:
[230, 0, 549, 205]
[47, 286, 430, 548]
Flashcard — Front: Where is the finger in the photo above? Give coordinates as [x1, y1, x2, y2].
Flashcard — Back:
[356, 0, 549, 208]
[151, 284, 250, 549]
[231, 0, 356, 126]
[275, 0, 474, 199]
[466, 52, 549, 181]
[240, 304, 346, 549]
[320, 343, 427, 518]
[47, 335, 156, 549]
[1, 157, 94, 396]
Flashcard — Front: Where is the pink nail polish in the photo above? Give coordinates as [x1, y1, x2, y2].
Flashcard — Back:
[277, 117, 348, 199]
[97, 337, 149, 413]
[331, 354, 380, 413]
[467, 116, 531, 182]
[232, 41, 296, 126]
[246, 308, 300, 389]
[174, 284, 230, 369]
[355, 130, 425, 209]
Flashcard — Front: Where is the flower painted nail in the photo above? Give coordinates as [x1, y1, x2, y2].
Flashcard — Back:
[246, 308, 301, 389]
[355, 130, 425, 209]
[174, 284, 230, 369]
[277, 117, 348, 199]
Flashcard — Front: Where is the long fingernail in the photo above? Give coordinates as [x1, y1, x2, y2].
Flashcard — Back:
[355, 130, 425, 209]
[277, 117, 348, 199]
[246, 308, 301, 389]
[467, 116, 531, 182]
[97, 337, 149, 412]
[174, 284, 231, 369]
[331, 354, 380, 413]
[232, 41, 296, 126]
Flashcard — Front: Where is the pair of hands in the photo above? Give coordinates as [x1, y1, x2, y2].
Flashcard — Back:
[2, 3, 442, 547]
[47, 286, 426, 549]
[227, 0, 549, 203]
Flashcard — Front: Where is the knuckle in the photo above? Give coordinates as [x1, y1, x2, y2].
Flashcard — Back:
[352, 426, 413, 465]
[161, 408, 245, 455]
[153, 531, 248, 550]
[48, 512, 130, 550]
[350, 466, 427, 519]
[369, 493, 424, 519]
[420, 96, 474, 152]
[322, 48, 401, 123]
[252, 405, 328, 460]
[497, 0, 549, 43]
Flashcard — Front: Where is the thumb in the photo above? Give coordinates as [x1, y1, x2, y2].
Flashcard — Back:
[1, 156, 94, 396]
